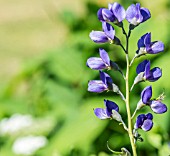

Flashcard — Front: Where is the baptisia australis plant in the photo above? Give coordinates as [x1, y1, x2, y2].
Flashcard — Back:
[87, 2, 168, 156]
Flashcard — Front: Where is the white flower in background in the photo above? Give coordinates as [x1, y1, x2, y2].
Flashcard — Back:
[0, 114, 33, 135]
[12, 135, 47, 155]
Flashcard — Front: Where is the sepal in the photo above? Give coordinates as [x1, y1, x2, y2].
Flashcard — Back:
[111, 110, 122, 122]
[112, 83, 120, 93]
[136, 99, 146, 110]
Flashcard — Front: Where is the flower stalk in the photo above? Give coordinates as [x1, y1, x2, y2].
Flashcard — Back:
[87, 2, 167, 155]
[124, 30, 137, 155]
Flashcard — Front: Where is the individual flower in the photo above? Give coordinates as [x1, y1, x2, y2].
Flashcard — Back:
[97, 2, 126, 24]
[87, 48, 111, 70]
[134, 113, 153, 131]
[89, 22, 115, 44]
[88, 71, 113, 93]
[135, 59, 162, 83]
[86, 48, 121, 72]
[126, 3, 151, 26]
[139, 86, 167, 114]
[94, 99, 119, 119]
[136, 33, 164, 55]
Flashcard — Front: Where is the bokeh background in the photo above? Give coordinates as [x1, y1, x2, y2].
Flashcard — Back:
[0, 0, 170, 155]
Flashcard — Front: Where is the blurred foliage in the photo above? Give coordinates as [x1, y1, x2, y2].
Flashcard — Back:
[0, 0, 170, 156]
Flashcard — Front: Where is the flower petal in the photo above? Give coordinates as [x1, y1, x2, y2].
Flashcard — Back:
[144, 32, 151, 46]
[144, 60, 151, 79]
[104, 99, 119, 117]
[150, 100, 167, 114]
[149, 41, 164, 54]
[137, 33, 148, 49]
[141, 119, 153, 131]
[147, 67, 162, 82]
[146, 113, 153, 120]
[89, 31, 108, 43]
[88, 80, 107, 93]
[102, 9, 115, 22]
[102, 22, 115, 40]
[110, 2, 126, 22]
[99, 71, 112, 84]
[141, 86, 152, 104]
[136, 60, 149, 74]
[99, 48, 110, 66]
[140, 7, 151, 22]
[134, 114, 145, 129]
[86, 57, 106, 70]
[94, 108, 109, 119]
[97, 8, 105, 22]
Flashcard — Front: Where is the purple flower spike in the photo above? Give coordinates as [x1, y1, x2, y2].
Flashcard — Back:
[88, 71, 113, 93]
[137, 33, 164, 55]
[87, 48, 110, 70]
[97, 2, 125, 24]
[136, 60, 162, 82]
[140, 86, 167, 114]
[126, 3, 151, 26]
[89, 22, 115, 44]
[94, 99, 119, 119]
[135, 113, 153, 131]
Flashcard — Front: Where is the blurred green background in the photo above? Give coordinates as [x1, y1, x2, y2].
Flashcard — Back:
[0, 0, 169, 155]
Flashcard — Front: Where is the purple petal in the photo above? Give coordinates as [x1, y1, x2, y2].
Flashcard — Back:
[88, 80, 107, 93]
[134, 114, 145, 129]
[146, 113, 153, 120]
[136, 60, 149, 74]
[99, 71, 111, 84]
[144, 60, 151, 79]
[141, 119, 153, 131]
[89, 31, 108, 43]
[99, 48, 110, 66]
[110, 2, 126, 22]
[97, 8, 105, 22]
[104, 99, 119, 117]
[141, 86, 152, 104]
[144, 32, 151, 46]
[94, 108, 109, 119]
[126, 3, 143, 25]
[149, 41, 164, 54]
[108, 3, 113, 11]
[140, 7, 151, 22]
[102, 22, 115, 40]
[137, 33, 148, 49]
[87, 57, 106, 70]
[147, 67, 162, 82]
[150, 100, 167, 114]
[102, 9, 115, 22]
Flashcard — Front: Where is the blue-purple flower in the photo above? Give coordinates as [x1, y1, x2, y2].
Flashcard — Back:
[134, 113, 153, 131]
[97, 2, 126, 24]
[140, 86, 167, 114]
[136, 60, 162, 82]
[86, 48, 121, 72]
[136, 33, 164, 55]
[126, 3, 151, 26]
[94, 99, 119, 119]
[88, 71, 113, 93]
[89, 22, 115, 44]
[87, 48, 111, 70]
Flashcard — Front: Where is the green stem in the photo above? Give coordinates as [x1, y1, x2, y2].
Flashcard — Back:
[125, 29, 137, 156]
[125, 54, 137, 156]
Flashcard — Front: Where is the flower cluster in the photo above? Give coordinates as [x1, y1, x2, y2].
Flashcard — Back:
[87, 2, 167, 155]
